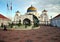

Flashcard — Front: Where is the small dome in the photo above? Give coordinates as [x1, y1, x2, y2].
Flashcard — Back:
[27, 5, 37, 12]
[16, 11, 20, 13]
[42, 10, 47, 12]
[15, 11, 20, 16]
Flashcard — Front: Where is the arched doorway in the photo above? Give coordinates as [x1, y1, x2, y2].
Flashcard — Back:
[23, 18, 31, 26]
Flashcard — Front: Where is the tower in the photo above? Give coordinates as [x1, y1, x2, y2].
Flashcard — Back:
[40, 9, 49, 25]
[16, 11, 20, 16]
[42, 10, 48, 21]
[14, 11, 20, 23]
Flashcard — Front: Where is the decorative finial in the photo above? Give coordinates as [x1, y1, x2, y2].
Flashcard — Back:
[31, 5, 33, 7]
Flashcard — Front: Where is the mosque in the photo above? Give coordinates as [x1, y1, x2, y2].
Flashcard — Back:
[14, 5, 49, 26]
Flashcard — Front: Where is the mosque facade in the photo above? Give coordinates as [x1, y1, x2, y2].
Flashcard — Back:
[14, 5, 49, 25]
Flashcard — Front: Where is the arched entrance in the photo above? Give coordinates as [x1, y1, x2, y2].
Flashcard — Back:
[23, 18, 31, 26]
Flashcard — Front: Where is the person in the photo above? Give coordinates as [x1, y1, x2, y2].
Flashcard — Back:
[3, 25, 7, 31]
[25, 21, 28, 28]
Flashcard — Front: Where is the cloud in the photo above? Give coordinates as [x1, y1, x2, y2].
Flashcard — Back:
[31, 0, 60, 16]
[6, 0, 60, 18]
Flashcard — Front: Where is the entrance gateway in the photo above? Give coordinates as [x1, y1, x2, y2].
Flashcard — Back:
[23, 18, 31, 26]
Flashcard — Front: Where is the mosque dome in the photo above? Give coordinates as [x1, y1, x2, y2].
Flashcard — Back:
[27, 5, 37, 12]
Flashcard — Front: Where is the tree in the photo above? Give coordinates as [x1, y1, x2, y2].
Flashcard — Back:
[1, 23, 4, 28]
[17, 20, 21, 26]
[10, 22, 14, 28]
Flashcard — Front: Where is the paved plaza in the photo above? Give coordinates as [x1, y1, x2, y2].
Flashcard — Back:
[0, 26, 60, 42]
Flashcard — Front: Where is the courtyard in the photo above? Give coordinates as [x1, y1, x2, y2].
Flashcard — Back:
[0, 25, 60, 42]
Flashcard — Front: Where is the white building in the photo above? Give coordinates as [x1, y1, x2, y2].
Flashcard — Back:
[40, 10, 49, 25]
[0, 14, 11, 26]
[51, 14, 60, 27]
[14, 5, 49, 25]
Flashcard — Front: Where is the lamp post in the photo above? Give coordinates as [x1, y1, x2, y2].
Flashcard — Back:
[50, 16, 52, 26]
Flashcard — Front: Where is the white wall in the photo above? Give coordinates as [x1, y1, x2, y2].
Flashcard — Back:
[0, 19, 11, 26]
[19, 15, 33, 24]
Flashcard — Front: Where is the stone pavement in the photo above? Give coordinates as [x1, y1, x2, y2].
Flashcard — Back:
[0, 25, 60, 42]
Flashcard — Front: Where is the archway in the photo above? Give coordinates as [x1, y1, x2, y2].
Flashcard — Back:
[23, 18, 31, 26]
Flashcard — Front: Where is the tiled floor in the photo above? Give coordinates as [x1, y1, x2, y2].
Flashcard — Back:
[0, 26, 60, 42]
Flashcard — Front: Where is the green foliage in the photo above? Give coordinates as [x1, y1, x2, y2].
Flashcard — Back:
[33, 20, 39, 27]
[8, 22, 14, 28]
[17, 20, 21, 26]
[1, 23, 4, 28]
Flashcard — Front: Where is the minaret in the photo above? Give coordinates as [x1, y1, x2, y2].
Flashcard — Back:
[14, 11, 20, 22]
[16, 11, 20, 16]
[40, 9, 49, 25]
[42, 9, 47, 15]
[42, 9, 48, 21]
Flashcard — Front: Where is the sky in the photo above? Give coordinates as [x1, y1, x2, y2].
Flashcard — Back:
[0, 0, 60, 19]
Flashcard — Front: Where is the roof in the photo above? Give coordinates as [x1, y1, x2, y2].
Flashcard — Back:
[54, 14, 60, 19]
[0, 14, 11, 20]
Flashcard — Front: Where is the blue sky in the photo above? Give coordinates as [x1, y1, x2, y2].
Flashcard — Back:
[0, 0, 60, 19]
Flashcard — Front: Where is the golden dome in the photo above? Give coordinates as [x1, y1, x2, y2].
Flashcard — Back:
[27, 5, 37, 12]
[28, 6, 36, 10]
